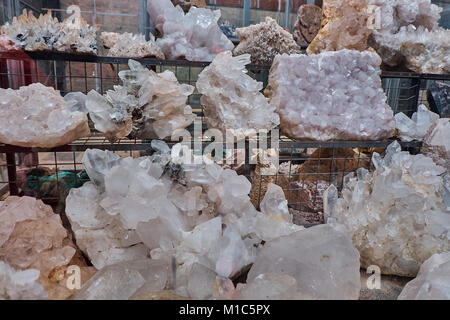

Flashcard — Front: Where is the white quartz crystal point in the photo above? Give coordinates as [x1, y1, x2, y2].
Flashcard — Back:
[196, 51, 279, 139]
[329, 142, 449, 277]
[64, 92, 88, 114]
[86, 59, 195, 141]
[100, 32, 165, 59]
[0, 261, 47, 300]
[395, 105, 440, 142]
[266, 50, 395, 141]
[398, 252, 450, 300]
[72, 259, 168, 300]
[82, 149, 121, 189]
[260, 183, 291, 222]
[0, 83, 90, 148]
[422, 118, 450, 169]
[247, 224, 361, 299]
[147, 0, 234, 61]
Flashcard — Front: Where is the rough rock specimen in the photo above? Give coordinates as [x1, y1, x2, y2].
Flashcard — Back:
[428, 81, 450, 117]
[266, 50, 395, 141]
[147, 0, 234, 61]
[233, 17, 301, 66]
[0, 9, 97, 54]
[247, 224, 361, 299]
[395, 104, 439, 142]
[72, 259, 168, 300]
[101, 32, 165, 59]
[307, 0, 372, 55]
[0, 83, 89, 148]
[368, 0, 449, 74]
[0, 34, 19, 51]
[422, 118, 450, 169]
[325, 141, 450, 277]
[86, 59, 195, 141]
[0, 261, 47, 300]
[66, 142, 303, 298]
[196, 51, 279, 138]
[293, 4, 322, 43]
[398, 252, 450, 300]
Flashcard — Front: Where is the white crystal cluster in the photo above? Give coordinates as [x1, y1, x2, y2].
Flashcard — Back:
[86, 60, 195, 141]
[395, 104, 439, 142]
[147, 0, 234, 61]
[0, 9, 97, 54]
[326, 141, 450, 277]
[0, 261, 47, 300]
[196, 51, 280, 138]
[0, 83, 90, 148]
[66, 141, 310, 298]
[100, 32, 165, 59]
[422, 118, 450, 169]
[368, 0, 449, 74]
[266, 50, 395, 141]
[398, 252, 450, 300]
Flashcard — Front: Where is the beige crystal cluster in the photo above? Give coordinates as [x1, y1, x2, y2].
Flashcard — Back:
[0, 9, 97, 54]
[0, 83, 90, 148]
[307, 0, 372, 55]
[101, 32, 165, 59]
[398, 252, 450, 300]
[326, 141, 450, 277]
[233, 17, 302, 66]
[196, 51, 280, 139]
[266, 49, 395, 141]
[86, 60, 195, 141]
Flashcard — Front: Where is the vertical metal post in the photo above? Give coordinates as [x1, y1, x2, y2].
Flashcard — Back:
[6, 152, 18, 196]
[138, 0, 150, 40]
[243, 0, 250, 27]
[285, 0, 290, 29]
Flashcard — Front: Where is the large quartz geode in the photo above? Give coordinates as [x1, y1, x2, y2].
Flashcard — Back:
[147, 0, 234, 61]
[233, 17, 301, 66]
[325, 141, 449, 277]
[86, 60, 195, 141]
[0, 9, 97, 54]
[101, 32, 165, 59]
[266, 50, 395, 141]
[0, 83, 90, 148]
[197, 51, 280, 138]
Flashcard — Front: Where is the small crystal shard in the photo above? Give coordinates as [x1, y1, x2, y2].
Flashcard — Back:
[86, 59, 195, 141]
[327, 142, 449, 277]
[398, 252, 450, 300]
[266, 50, 395, 141]
[247, 224, 361, 299]
[197, 51, 279, 139]
[395, 105, 440, 142]
[147, 0, 234, 61]
[233, 17, 301, 66]
[0, 83, 90, 148]
[101, 32, 165, 59]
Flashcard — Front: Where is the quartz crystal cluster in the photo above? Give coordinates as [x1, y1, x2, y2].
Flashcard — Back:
[0, 9, 97, 54]
[0, 261, 47, 300]
[266, 50, 395, 141]
[368, 0, 449, 74]
[86, 60, 195, 141]
[147, 0, 234, 61]
[395, 104, 439, 142]
[100, 32, 165, 59]
[0, 83, 90, 148]
[398, 252, 450, 300]
[422, 118, 450, 169]
[325, 141, 450, 277]
[307, 0, 372, 55]
[196, 51, 280, 138]
[233, 17, 301, 66]
[66, 141, 310, 299]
